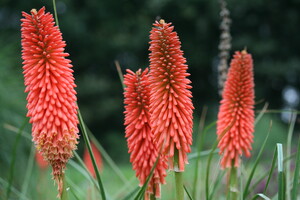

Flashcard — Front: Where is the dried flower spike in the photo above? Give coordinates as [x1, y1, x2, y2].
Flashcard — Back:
[124, 68, 167, 199]
[21, 7, 79, 197]
[217, 50, 255, 168]
[149, 20, 194, 171]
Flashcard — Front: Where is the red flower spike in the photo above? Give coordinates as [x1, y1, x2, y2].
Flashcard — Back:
[21, 7, 79, 197]
[83, 142, 103, 178]
[149, 20, 194, 171]
[124, 68, 167, 199]
[217, 50, 255, 169]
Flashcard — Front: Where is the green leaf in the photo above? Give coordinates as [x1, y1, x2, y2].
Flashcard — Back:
[286, 112, 296, 200]
[291, 136, 300, 200]
[20, 145, 35, 199]
[192, 106, 208, 199]
[88, 131, 129, 185]
[122, 187, 139, 200]
[133, 150, 161, 200]
[208, 170, 225, 200]
[243, 120, 272, 199]
[254, 102, 269, 126]
[251, 193, 271, 200]
[115, 60, 125, 89]
[206, 120, 234, 200]
[6, 118, 28, 199]
[277, 143, 285, 200]
[184, 185, 194, 200]
[263, 147, 277, 194]
[78, 107, 106, 200]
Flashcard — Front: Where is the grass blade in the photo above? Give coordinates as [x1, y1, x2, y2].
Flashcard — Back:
[65, 176, 86, 199]
[254, 102, 268, 126]
[263, 147, 277, 194]
[291, 136, 300, 200]
[243, 120, 272, 199]
[184, 185, 194, 200]
[277, 143, 285, 200]
[20, 144, 35, 199]
[70, 155, 98, 187]
[251, 193, 271, 200]
[286, 111, 296, 200]
[6, 118, 28, 199]
[208, 169, 225, 200]
[0, 177, 30, 200]
[115, 60, 125, 89]
[188, 149, 219, 160]
[133, 151, 161, 200]
[206, 120, 234, 200]
[205, 140, 219, 200]
[78, 107, 106, 200]
[88, 131, 129, 185]
[122, 187, 139, 200]
[192, 106, 208, 199]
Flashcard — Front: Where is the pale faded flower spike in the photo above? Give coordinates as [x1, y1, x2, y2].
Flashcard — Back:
[124, 68, 167, 199]
[217, 50, 255, 169]
[21, 7, 79, 197]
[149, 20, 194, 172]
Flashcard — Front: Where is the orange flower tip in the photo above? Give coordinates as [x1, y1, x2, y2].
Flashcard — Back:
[30, 9, 37, 15]
[242, 48, 248, 54]
[159, 19, 165, 24]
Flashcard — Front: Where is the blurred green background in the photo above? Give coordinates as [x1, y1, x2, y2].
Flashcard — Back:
[0, 0, 299, 197]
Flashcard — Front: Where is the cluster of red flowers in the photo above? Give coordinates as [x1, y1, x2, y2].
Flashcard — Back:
[21, 7, 79, 197]
[123, 20, 194, 198]
[124, 68, 168, 199]
[217, 50, 255, 168]
[20, 5, 255, 199]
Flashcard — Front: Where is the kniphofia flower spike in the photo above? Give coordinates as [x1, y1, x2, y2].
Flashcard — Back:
[21, 7, 79, 197]
[124, 68, 167, 199]
[149, 20, 194, 171]
[217, 50, 255, 168]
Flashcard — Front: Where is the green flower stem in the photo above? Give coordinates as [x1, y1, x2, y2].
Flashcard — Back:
[227, 167, 238, 200]
[52, 0, 59, 27]
[174, 150, 184, 200]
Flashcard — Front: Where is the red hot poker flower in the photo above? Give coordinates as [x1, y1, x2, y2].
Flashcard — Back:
[149, 20, 194, 171]
[217, 50, 255, 168]
[21, 7, 79, 196]
[83, 142, 103, 178]
[124, 68, 167, 199]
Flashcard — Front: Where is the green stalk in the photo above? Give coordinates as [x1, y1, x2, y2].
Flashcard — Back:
[52, 0, 59, 27]
[78, 107, 106, 200]
[174, 150, 184, 200]
[114, 60, 125, 89]
[227, 167, 238, 200]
